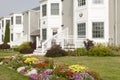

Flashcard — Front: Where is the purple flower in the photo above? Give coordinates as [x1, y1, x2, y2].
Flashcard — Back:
[29, 74, 38, 80]
[74, 73, 82, 80]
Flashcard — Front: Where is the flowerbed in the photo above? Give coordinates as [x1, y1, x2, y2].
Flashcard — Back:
[0, 55, 102, 80]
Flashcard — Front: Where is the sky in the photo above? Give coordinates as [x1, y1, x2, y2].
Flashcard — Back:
[0, 0, 39, 17]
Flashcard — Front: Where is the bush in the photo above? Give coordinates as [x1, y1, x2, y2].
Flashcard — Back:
[18, 42, 31, 51]
[20, 48, 34, 54]
[0, 44, 10, 49]
[84, 39, 94, 50]
[74, 48, 88, 56]
[18, 42, 35, 54]
[45, 45, 67, 57]
[89, 44, 114, 56]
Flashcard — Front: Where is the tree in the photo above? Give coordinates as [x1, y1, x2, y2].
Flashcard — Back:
[4, 22, 10, 44]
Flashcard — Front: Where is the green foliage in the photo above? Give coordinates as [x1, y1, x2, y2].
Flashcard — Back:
[74, 48, 88, 56]
[88, 44, 114, 56]
[45, 45, 67, 57]
[88, 70, 103, 80]
[4, 23, 10, 44]
[18, 42, 31, 51]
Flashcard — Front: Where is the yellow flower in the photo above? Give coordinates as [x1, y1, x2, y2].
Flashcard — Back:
[69, 64, 88, 72]
[24, 57, 38, 64]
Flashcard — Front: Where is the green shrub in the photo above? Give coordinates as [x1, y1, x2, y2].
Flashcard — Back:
[45, 45, 67, 57]
[89, 44, 114, 56]
[74, 48, 88, 56]
[4, 23, 10, 44]
[18, 42, 31, 51]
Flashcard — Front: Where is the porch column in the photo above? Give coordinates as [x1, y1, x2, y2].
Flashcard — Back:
[36, 36, 39, 48]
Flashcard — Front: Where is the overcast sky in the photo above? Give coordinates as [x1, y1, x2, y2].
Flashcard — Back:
[0, 0, 39, 17]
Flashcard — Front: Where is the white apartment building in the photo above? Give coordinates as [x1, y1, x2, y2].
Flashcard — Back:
[9, 13, 24, 46]
[35, 0, 120, 54]
[0, 17, 10, 43]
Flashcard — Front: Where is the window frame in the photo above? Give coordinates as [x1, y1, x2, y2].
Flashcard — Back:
[16, 16, 22, 24]
[77, 23, 86, 38]
[42, 4, 47, 17]
[92, 22, 104, 38]
[51, 3, 59, 15]
[42, 29, 47, 40]
[78, 0, 86, 6]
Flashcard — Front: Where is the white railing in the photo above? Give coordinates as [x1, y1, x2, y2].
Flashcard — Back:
[41, 28, 85, 54]
[41, 28, 68, 54]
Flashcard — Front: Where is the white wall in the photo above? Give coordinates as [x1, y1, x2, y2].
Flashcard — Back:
[40, 0, 62, 40]
[73, 0, 109, 45]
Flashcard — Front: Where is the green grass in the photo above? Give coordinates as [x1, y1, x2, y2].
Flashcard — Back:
[53, 56, 120, 80]
[0, 65, 31, 80]
[0, 49, 20, 57]
[0, 50, 120, 80]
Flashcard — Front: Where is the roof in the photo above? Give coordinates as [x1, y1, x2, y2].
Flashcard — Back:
[31, 6, 40, 11]
[30, 29, 40, 36]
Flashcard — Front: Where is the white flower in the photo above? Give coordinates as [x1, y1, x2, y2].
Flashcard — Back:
[0, 62, 3, 65]
[26, 68, 38, 76]
[17, 66, 26, 72]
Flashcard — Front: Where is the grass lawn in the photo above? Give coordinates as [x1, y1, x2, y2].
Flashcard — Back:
[53, 56, 120, 80]
[0, 65, 31, 80]
[0, 50, 120, 80]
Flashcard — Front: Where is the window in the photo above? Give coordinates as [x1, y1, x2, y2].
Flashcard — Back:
[92, 22, 104, 38]
[77, 23, 86, 38]
[51, 3, 59, 15]
[11, 33, 13, 41]
[78, 0, 86, 6]
[2, 20, 4, 27]
[93, 0, 103, 4]
[16, 16, 22, 24]
[42, 4, 47, 16]
[42, 29, 47, 40]
[11, 17, 13, 25]
[2, 35, 4, 41]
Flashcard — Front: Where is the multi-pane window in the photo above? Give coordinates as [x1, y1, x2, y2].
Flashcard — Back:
[77, 23, 86, 38]
[51, 3, 59, 15]
[42, 29, 47, 40]
[11, 33, 13, 41]
[42, 4, 47, 16]
[93, 0, 103, 4]
[16, 16, 22, 24]
[2, 35, 4, 42]
[92, 22, 104, 38]
[78, 0, 86, 6]
[2, 20, 4, 27]
[11, 17, 13, 25]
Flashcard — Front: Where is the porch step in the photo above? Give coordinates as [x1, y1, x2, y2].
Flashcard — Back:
[33, 48, 46, 55]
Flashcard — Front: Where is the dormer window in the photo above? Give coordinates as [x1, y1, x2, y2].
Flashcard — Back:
[78, 0, 86, 6]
